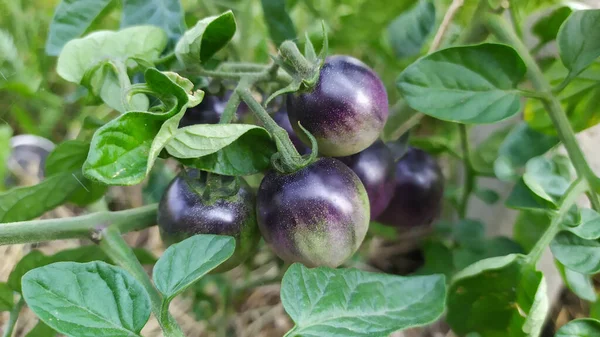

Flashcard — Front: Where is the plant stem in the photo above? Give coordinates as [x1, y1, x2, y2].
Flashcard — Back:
[98, 226, 184, 337]
[219, 89, 241, 124]
[237, 87, 306, 172]
[458, 124, 475, 218]
[2, 297, 24, 337]
[527, 179, 588, 265]
[0, 204, 157, 246]
[508, 0, 523, 38]
[485, 14, 600, 211]
[428, 0, 464, 52]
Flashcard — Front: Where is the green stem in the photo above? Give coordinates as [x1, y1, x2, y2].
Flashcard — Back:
[111, 60, 133, 112]
[527, 179, 588, 264]
[156, 52, 176, 67]
[0, 204, 157, 246]
[237, 88, 307, 172]
[279, 41, 314, 76]
[518, 89, 548, 100]
[508, 0, 523, 38]
[485, 13, 600, 211]
[552, 74, 574, 94]
[458, 124, 475, 218]
[219, 88, 241, 124]
[2, 297, 24, 337]
[98, 226, 184, 337]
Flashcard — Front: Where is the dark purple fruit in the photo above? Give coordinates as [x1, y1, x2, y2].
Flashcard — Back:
[158, 170, 259, 272]
[287, 55, 388, 156]
[272, 107, 309, 155]
[337, 141, 396, 219]
[257, 158, 369, 267]
[179, 92, 249, 127]
[376, 148, 444, 228]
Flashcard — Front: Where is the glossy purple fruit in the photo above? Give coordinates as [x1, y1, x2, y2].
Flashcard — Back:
[158, 170, 260, 272]
[337, 141, 396, 219]
[376, 148, 444, 228]
[286, 55, 388, 157]
[257, 158, 370, 267]
[272, 107, 309, 155]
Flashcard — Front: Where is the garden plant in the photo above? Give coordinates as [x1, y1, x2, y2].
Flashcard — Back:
[2, 0, 600, 336]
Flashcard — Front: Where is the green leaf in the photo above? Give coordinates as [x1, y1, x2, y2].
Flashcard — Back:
[175, 11, 236, 67]
[474, 187, 500, 204]
[84, 68, 195, 185]
[281, 263, 446, 337]
[558, 9, 600, 80]
[0, 173, 81, 222]
[57, 26, 167, 84]
[121, 0, 186, 47]
[397, 43, 526, 124]
[0, 125, 12, 191]
[453, 219, 485, 248]
[506, 178, 557, 211]
[45, 0, 114, 56]
[495, 122, 559, 181]
[551, 231, 600, 274]
[514, 210, 551, 252]
[0, 282, 14, 311]
[447, 254, 548, 337]
[26, 321, 57, 337]
[153, 235, 235, 302]
[470, 125, 511, 174]
[260, 0, 297, 47]
[556, 262, 597, 302]
[387, 0, 435, 58]
[522, 156, 570, 206]
[532, 6, 572, 46]
[22, 261, 151, 337]
[453, 237, 524, 271]
[45, 140, 107, 206]
[382, 100, 417, 142]
[165, 124, 276, 176]
[555, 319, 600, 337]
[415, 240, 455, 278]
[8, 247, 156, 293]
[564, 208, 600, 240]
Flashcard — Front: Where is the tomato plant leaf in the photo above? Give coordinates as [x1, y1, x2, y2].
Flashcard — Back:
[494, 122, 559, 181]
[447, 254, 548, 337]
[175, 11, 236, 67]
[474, 187, 500, 205]
[555, 318, 600, 337]
[45, 140, 107, 206]
[506, 178, 558, 211]
[153, 235, 235, 302]
[470, 125, 511, 174]
[382, 100, 417, 142]
[514, 210, 551, 252]
[558, 9, 600, 81]
[397, 43, 526, 124]
[281, 263, 446, 337]
[165, 124, 276, 175]
[0, 282, 13, 312]
[556, 262, 597, 302]
[0, 173, 81, 223]
[26, 321, 57, 337]
[45, 0, 114, 56]
[522, 156, 570, 207]
[83, 68, 199, 185]
[453, 237, 524, 271]
[551, 231, 600, 274]
[22, 261, 151, 337]
[120, 0, 186, 47]
[0, 125, 12, 191]
[563, 208, 600, 240]
[414, 240, 455, 278]
[260, 0, 297, 47]
[532, 6, 572, 47]
[387, 0, 436, 58]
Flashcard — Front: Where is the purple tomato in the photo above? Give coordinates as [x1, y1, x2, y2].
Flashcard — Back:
[337, 141, 396, 219]
[257, 158, 370, 267]
[158, 170, 260, 272]
[286, 55, 388, 156]
[376, 148, 444, 228]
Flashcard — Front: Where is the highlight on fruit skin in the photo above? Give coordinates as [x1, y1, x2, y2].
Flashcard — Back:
[157, 169, 260, 272]
[256, 157, 370, 268]
[287, 55, 389, 157]
[376, 147, 445, 228]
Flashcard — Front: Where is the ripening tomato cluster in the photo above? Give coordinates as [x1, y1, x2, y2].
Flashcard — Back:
[158, 55, 444, 269]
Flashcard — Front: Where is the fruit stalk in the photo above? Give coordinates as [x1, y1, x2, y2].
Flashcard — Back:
[485, 13, 600, 211]
[0, 204, 158, 246]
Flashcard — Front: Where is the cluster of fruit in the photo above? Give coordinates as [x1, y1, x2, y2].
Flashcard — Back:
[158, 55, 444, 269]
